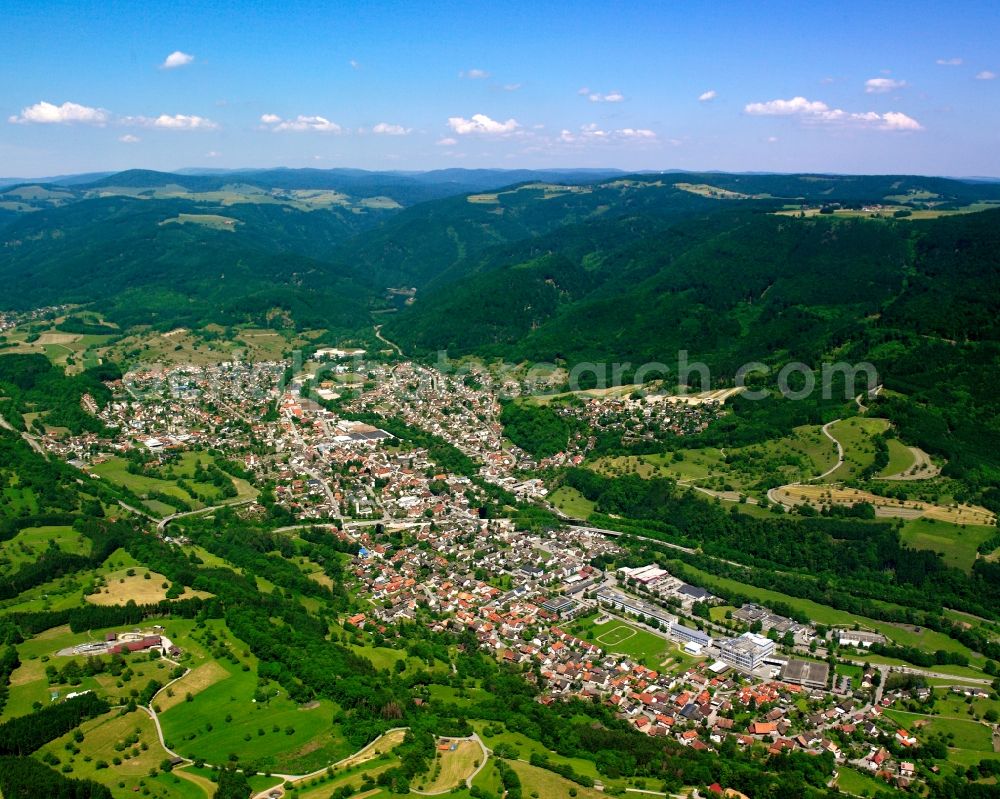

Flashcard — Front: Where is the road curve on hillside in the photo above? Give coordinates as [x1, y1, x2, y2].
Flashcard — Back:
[374, 324, 403, 356]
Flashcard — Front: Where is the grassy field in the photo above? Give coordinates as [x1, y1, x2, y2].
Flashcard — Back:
[5, 616, 358, 776]
[879, 438, 916, 477]
[161, 213, 240, 231]
[930, 688, 1000, 722]
[37, 708, 198, 799]
[567, 614, 677, 669]
[898, 518, 997, 573]
[89, 457, 204, 506]
[0, 525, 89, 574]
[828, 417, 891, 481]
[471, 722, 604, 783]
[590, 424, 839, 496]
[426, 683, 491, 706]
[883, 708, 995, 753]
[3, 616, 226, 720]
[836, 766, 893, 797]
[347, 639, 449, 676]
[158, 652, 350, 774]
[413, 739, 482, 793]
[509, 759, 607, 799]
[548, 485, 596, 518]
[87, 567, 213, 605]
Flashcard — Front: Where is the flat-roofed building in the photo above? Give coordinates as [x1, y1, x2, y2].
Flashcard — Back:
[618, 564, 668, 584]
[541, 595, 581, 619]
[836, 630, 886, 648]
[670, 623, 712, 648]
[720, 632, 775, 671]
[595, 589, 676, 629]
[780, 659, 830, 690]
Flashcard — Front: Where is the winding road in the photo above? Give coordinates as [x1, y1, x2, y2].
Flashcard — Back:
[374, 324, 403, 356]
[766, 418, 844, 510]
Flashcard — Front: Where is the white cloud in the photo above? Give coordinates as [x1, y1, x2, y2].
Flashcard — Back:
[161, 51, 194, 69]
[436, 137, 458, 146]
[260, 113, 341, 133]
[880, 111, 923, 130]
[460, 68, 490, 79]
[744, 95, 922, 131]
[372, 122, 411, 135]
[119, 133, 140, 143]
[976, 70, 997, 80]
[577, 87, 590, 95]
[698, 90, 717, 102]
[865, 77, 906, 93]
[349, 59, 360, 69]
[588, 91, 624, 102]
[745, 96, 831, 115]
[9, 100, 109, 125]
[767, 136, 779, 143]
[502, 83, 522, 92]
[617, 128, 656, 139]
[148, 114, 218, 130]
[447, 113, 520, 135]
[558, 123, 656, 144]
[936, 57, 963, 66]
[205, 150, 219, 158]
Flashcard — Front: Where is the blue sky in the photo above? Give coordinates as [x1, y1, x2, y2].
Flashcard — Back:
[2, 0, 998, 176]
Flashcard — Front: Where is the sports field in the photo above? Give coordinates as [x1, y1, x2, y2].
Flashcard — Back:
[573, 617, 674, 668]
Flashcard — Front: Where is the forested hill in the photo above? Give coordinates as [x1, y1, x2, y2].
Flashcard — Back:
[1, 168, 998, 332]
[383, 207, 1000, 364]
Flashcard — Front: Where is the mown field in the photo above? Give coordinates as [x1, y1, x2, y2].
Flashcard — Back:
[157, 636, 350, 774]
[898, 518, 997, 573]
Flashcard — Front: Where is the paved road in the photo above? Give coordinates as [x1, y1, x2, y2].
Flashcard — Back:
[411, 734, 490, 795]
[250, 727, 412, 798]
[374, 324, 403, 356]
[765, 419, 844, 510]
[156, 498, 256, 533]
[813, 419, 844, 481]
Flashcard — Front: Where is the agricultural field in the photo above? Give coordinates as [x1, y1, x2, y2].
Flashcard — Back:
[899, 518, 998, 572]
[774, 483, 996, 525]
[0, 320, 117, 375]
